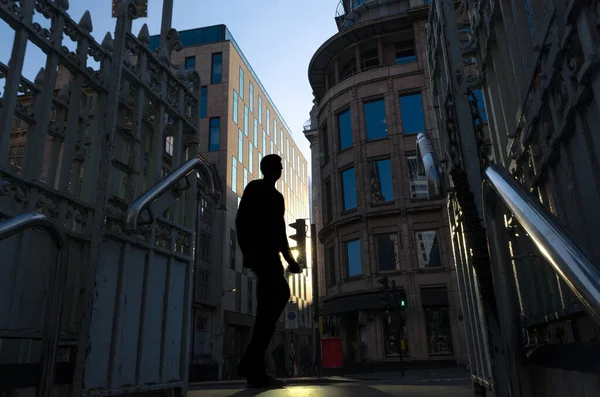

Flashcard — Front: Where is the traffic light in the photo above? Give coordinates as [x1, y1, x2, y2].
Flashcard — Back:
[378, 276, 390, 309]
[289, 219, 307, 267]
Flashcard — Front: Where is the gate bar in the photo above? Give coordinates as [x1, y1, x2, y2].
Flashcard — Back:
[0, 212, 67, 397]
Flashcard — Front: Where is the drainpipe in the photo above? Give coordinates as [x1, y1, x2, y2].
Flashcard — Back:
[416, 132, 444, 198]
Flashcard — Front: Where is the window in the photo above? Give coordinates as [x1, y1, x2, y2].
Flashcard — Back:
[369, 159, 393, 203]
[407, 155, 428, 198]
[209, 117, 220, 152]
[325, 247, 336, 287]
[286, 139, 290, 160]
[338, 109, 352, 150]
[270, 141, 274, 154]
[247, 278, 253, 315]
[424, 0, 430, 4]
[198, 232, 211, 261]
[266, 108, 270, 135]
[395, 41, 416, 65]
[340, 58, 357, 80]
[193, 315, 208, 355]
[345, 239, 362, 277]
[416, 231, 442, 268]
[244, 105, 249, 136]
[253, 118, 258, 146]
[200, 86, 207, 118]
[211, 53, 222, 84]
[238, 129, 243, 163]
[292, 148, 295, 169]
[376, 233, 399, 271]
[361, 49, 379, 71]
[342, 167, 357, 210]
[425, 307, 454, 356]
[249, 82, 254, 112]
[235, 273, 242, 312]
[243, 168, 248, 189]
[239, 67, 244, 99]
[232, 90, 239, 124]
[248, 146, 253, 174]
[472, 89, 488, 123]
[164, 136, 174, 156]
[7, 145, 25, 172]
[258, 96, 263, 124]
[400, 93, 426, 134]
[262, 130, 267, 154]
[185, 56, 196, 70]
[230, 229, 237, 269]
[364, 99, 387, 140]
[231, 157, 237, 193]
[321, 123, 329, 164]
[273, 119, 277, 143]
[280, 131, 284, 153]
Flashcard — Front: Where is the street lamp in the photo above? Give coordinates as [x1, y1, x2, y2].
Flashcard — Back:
[222, 288, 236, 296]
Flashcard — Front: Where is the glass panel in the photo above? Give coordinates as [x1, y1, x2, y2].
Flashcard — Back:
[239, 67, 244, 99]
[376, 233, 399, 271]
[384, 312, 408, 357]
[231, 157, 238, 194]
[253, 118, 258, 146]
[473, 88, 488, 123]
[209, 117, 220, 152]
[407, 155, 428, 199]
[248, 145, 253, 174]
[232, 90, 239, 124]
[369, 159, 393, 202]
[364, 99, 387, 139]
[425, 307, 454, 356]
[258, 96, 262, 124]
[416, 231, 442, 268]
[345, 239, 362, 276]
[211, 53, 222, 84]
[400, 93, 425, 134]
[342, 168, 357, 210]
[249, 82, 254, 112]
[238, 129, 244, 163]
[244, 105, 249, 136]
[266, 108, 270, 135]
[262, 130, 267, 154]
[338, 110, 352, 150]
[185, 56, 196, 70]
[243, 168, 248, 188]
[395, 42, 416, 65]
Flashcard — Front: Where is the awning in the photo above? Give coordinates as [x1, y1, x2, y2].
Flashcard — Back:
[320, 292, 386, 315]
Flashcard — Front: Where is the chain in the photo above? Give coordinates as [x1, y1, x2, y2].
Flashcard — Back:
[467, 87, 490, 171]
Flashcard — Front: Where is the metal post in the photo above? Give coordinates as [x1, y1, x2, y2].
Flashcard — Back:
[311, 223, 323, 377]
[395, 305, 405, 377]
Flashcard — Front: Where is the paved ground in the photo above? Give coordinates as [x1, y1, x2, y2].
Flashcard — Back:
[189, 368, 474, 397]
[188, 382, 474, 397]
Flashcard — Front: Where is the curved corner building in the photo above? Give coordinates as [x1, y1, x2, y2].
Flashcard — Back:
[304, 0, 467, 369]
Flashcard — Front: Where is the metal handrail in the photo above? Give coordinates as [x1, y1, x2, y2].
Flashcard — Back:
[0, 212, 67, 397]
[125, 156, 220, 231]
[483, 164, 600, 324]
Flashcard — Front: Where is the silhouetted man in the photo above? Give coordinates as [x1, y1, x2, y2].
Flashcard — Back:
[236, 154, 302, 388]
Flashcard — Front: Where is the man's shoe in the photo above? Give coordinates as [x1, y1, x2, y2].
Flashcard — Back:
[246, 374, 286, 389]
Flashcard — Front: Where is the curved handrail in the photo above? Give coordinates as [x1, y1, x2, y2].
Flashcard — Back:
[416, 132, 444, 198]
[483, 164, 600, 324]
[125, 156, 221, 231]
[0, 212, 67, 397]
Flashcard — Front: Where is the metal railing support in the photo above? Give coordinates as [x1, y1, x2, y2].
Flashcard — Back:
[125, 156, 220, 231]
[0, 213, 67, 397]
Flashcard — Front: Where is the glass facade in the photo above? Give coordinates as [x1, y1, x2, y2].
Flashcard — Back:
[342, 167, 357, 210]
[368, 159, 393, 202]
[338, 109, 352, 150]
[416, 231, 442, 268]
[211, 53, 222, 84]
[345, 239, 362, 277]
[400, 93, 425, 134]
[200, 86, 207, 119]
[209, 117, 220, 152]
[232, 90, 239, 124]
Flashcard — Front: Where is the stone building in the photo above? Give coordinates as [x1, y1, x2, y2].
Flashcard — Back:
[304, 0, 468, 370]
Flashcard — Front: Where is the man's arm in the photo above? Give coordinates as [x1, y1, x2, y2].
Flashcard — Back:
[236, 181, 259, 254]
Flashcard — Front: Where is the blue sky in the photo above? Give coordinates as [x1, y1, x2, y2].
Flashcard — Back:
[0, 0, 341, 159]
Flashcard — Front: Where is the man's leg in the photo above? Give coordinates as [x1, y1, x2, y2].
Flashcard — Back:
[239, 270, 290, 379]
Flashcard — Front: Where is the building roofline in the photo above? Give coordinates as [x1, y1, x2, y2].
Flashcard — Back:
[149, 24, 297, 153]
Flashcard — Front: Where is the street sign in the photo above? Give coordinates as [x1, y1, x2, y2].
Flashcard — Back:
[285, 302, 299, 329]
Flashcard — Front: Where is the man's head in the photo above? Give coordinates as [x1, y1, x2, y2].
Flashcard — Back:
[260, 154, 283, 182]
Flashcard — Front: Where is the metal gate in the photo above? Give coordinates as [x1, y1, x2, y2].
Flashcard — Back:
[0, 1, 219, 396]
